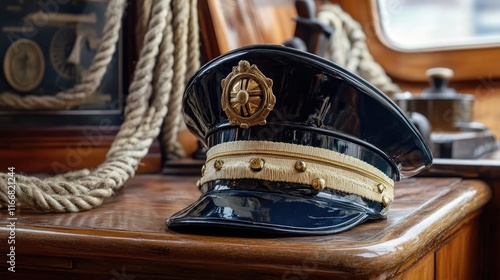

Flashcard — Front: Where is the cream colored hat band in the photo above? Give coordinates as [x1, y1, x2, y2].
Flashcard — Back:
[200, 141, 395, 206]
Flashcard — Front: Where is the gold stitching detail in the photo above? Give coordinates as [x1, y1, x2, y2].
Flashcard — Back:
[201, 141, 395, 205]
[206, 143, 393, 188]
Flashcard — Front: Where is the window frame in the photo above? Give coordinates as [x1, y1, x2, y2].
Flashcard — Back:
[336, 0, 500, 82]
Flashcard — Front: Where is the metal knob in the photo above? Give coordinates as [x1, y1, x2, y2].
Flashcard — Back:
[424, 67, 456, 94]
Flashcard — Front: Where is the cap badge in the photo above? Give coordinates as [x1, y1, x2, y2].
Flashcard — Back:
[221, 60, 276, 128]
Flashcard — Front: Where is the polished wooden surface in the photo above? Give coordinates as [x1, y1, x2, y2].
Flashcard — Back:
[0, 128, 162, 174]
[422, 155, 500, 280]
[0, 175, 491, 279]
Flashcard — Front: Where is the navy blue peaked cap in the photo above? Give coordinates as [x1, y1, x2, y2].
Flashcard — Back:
[167, 44, 432, 235]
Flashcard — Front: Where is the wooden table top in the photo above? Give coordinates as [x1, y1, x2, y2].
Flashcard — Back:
[0, 175, 491, 279]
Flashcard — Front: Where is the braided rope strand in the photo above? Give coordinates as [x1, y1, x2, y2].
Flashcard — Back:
[186, 0, 201, 79]
[135, 0, 154, 55]
[0, 0, 195, 212]
[106, 0, 170, 157]
[161, 0, 191, 160]
[317, 3, 401, 96]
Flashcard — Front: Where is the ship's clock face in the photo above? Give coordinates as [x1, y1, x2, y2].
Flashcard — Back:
[3, 38, 45, 92]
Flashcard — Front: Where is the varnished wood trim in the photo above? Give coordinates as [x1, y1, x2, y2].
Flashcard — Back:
[335, 0, 500, 82]
[398, 252, 435, 280]
[198, 0, 296, 60]
[436, 216, 481, 280]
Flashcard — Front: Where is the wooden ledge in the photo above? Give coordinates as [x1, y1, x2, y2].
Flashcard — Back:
[0, 176, 492, 279]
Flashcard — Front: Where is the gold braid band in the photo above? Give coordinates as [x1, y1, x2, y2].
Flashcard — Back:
[201, 141, 395, 206]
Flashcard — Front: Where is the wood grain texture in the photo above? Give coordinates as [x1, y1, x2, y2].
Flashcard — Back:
[420, 155, 500, 280]
[399, 252, 435, 280]
[0, 176, 491, 279]
[436, 216, 481, 280]
[0, 128, 162, 174]
[480, 180, 500, 280]
[199, 0, 297, 60]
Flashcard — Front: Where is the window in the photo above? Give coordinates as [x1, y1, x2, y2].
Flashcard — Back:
[377, 0, 500, 50]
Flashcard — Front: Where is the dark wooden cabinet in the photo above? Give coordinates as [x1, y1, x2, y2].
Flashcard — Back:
[0, 176, 491, 279]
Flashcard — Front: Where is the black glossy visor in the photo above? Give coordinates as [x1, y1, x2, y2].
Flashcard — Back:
[167, 180, 384, 236]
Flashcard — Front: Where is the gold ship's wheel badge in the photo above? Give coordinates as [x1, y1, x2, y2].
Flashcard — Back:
[221, 60, 276, 129]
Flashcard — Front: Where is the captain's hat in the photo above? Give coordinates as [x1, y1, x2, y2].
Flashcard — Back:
[167, 44, 432, 235]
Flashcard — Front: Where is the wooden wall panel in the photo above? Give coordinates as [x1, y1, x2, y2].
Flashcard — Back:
[435, 217, 481, 280]
[199, 0, 297, 60]
[400, 253, 435, 280]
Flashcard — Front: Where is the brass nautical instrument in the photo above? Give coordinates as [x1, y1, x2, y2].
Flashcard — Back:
[395, 68, 497, 159]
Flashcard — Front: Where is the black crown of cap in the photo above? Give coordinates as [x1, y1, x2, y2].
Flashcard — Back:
[183, 44, 432, 180]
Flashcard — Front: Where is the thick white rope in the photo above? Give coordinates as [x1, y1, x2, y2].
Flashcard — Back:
[135, 0, 154, 55]
[161, 0, 190, 160]
[317, 3, 401, 96]
[160, 0, 200, 160]
[0, 0, 197, 212]
[186, 0, 201, 80]
[0, 0, 125, 110]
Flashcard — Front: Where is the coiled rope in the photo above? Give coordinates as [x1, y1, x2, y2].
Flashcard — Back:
[317, 3, 401, 96]
[0, 0, 199, 212]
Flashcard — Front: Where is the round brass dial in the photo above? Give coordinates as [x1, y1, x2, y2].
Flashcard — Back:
[3, 39, 45, 92]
